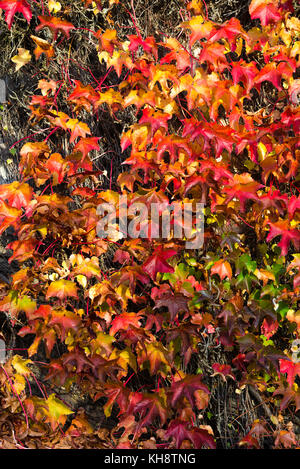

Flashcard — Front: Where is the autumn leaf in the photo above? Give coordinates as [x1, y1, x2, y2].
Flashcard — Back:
[0, 181, 33, 209]
[153, 291, 189, 321]
[36, 15, 75, 39]
[211, 363, 236, 381]
[48, 0, 61, 14]
[266, 220, 300, 256]
[165, 419, 216, 449]
[0, 0, 32, 29]
[11, 48, 31, 71]
[168, 374, 210, 409]
[66, 119, 91, 143]
[46, 279, 78, 301]
[138, 342, 171, 375]
[0, 291, 36, 324]
[109, 312, 142, 336]
[11, 355, 33, 376]
[30, 35, 55, 61]
[143, 247, 177, 280]
[45, 394, 74, 430]
[127, 391, 168, 430]
[210, 259, 232, 281]
[249, 0, 282, 26]
[181, 15, 215, 46]
[73, 137, 100, 158]
[279, 359, 300, 388]
[48, 309, 82, 341]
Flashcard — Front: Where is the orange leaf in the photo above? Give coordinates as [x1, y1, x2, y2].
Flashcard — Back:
[211, 259, 232, 280]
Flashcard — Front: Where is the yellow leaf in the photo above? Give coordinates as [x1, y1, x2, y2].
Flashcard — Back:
[48, 0, 61, 13]
[11, 48, 31, 71]
[13, 374, 26, 394]
[257, 142, 268, 161]
[254, 268, 275, 285]
[12, 355, 33, 376]
[76, 274, 87, 288]
[45, 394, 74, 429]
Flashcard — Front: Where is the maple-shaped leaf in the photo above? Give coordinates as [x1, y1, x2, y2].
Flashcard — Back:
[255, 62, 293, 91]
[239, 419, 269, 448]
[0, 181, 33, 209]
[160, 37, 191, 72]
[68, 80, 99, 110]
[207, 17, 248, 46]
[45, 394, 74, 431]
[0, 199, 22, 235]
[11, 355, 33, 376]
[95, 28, 119, 54]
[127, 391, 168, 430]
[249, 0, 282, 26]
[44, 153, 66, 185]
[62, 349, 93, 375]
[48, 309, 82, 341]
[165, 419, 216, 449]
[181, 15, 215, 45]
[128, 34, 158, 59]
[223, 173, 263, 212]
[0, 0, 32, 29]
[46, 279, 78, 301]
[110, 265, 149, 295]
[138, 107, 171, 136]
[168, 374, 210, 409]
[88, 355, 122, 382]
[261, 317, 279, 339]
[0, 291, 36, 324]
[36, 15, 75, 40]
[274, 429, 297, 449]
[266, 220, 300, 256]
[143, 247, 177, 280]
[30, 35, 55, 61]
[73, 137, 100, 159]
[109, 312, 143, 336]
[210, 259, 232, 281]
[154, 291, 189, 322]
[138, 342, 171, 375]
[66, 119, 91, 144]
[273, 383, 300, 412]
[288, 195, 300, 219]
[7, 238, 37, 263]
[230, 60, 258, 94]
[98, 49, 134, 78]
[11, 47, 31, 71]
[279, 359, 300, 388]
[102, 382, 131, 417]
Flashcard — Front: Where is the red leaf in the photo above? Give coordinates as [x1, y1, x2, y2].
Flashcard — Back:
[0, 0, 32, 29]
[127, 392, 168, 430]
[109, 312, 143, 336]
[169, 374, 210, 409]
[36, 15, 75, 40]
[211, 363, 236, 381]
[165, 420, 215, 449]
[266, 220, 300, 256]
[143, 247, 177, 280]
[73, 137, 100, 158]
[249, 1, 282, 27]
[261, 317, 279, 339]
[280, 359, 300, 388]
